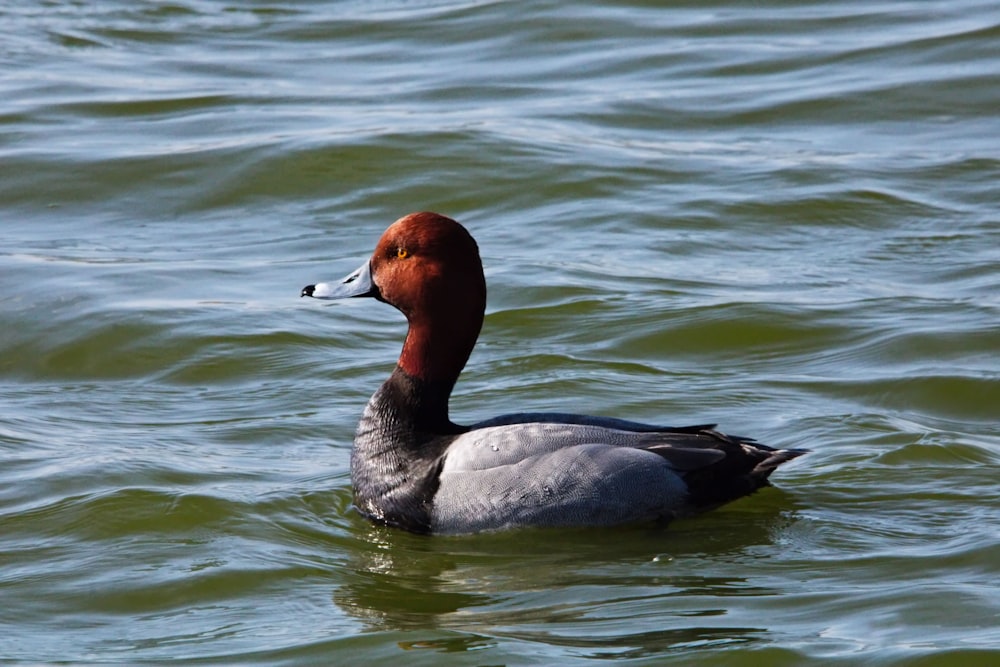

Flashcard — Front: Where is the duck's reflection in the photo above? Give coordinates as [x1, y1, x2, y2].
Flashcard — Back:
[332, 495, 803, 656]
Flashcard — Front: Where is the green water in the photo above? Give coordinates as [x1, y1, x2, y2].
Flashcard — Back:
[2, 1, 998, 664]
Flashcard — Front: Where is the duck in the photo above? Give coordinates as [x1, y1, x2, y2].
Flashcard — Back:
[301, 212, 805, 535]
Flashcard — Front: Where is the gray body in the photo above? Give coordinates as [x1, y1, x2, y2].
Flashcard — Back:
[348, 371, 802, 535]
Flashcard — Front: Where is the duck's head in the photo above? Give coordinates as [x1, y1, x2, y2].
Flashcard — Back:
[302, 212, 487, 382]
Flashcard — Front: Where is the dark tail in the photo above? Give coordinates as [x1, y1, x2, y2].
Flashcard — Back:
[679, 430, 807, 511]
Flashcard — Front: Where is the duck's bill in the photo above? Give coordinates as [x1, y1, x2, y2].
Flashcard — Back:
[301, 260, 377, 299]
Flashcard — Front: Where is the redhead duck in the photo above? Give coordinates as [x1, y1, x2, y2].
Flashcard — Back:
[302, 212, 805, 534]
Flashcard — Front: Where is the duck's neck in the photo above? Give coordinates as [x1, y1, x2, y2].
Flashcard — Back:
[395, 301, 483, 424]
[377, 365, 466, 435]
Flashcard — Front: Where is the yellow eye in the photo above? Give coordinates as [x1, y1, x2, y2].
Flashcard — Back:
[396, 247, 409, 259]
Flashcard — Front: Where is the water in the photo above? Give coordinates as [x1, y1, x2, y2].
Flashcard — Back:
[2, 1, 998, 664]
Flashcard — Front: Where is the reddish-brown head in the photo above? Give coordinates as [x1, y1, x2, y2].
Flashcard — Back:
[368, 212, 487, 383]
